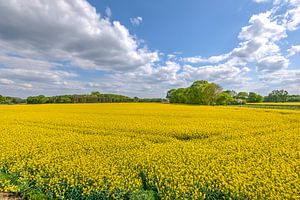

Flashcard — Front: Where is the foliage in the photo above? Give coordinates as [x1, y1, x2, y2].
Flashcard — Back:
[223, 90, 237, 98]
[236, 92, 248, 101]
[167, 80, 223, 105]
[25, 92, 166, 104]
[247, 92, 264, 103]
[0, 95, 25, 104]
[264, 90, 288, 102]
[287, 95, 300, 102]
[0, 103, 299, 199]
[216, 92, 234, 105]
[27, 95, 49, 104]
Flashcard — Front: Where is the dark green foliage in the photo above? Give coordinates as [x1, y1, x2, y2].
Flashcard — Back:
[27, 93, 134, 104]
[137, 98, 165, 103]
[287, 95, 300, 102]
[27, 95, 49, 104]
[0, 95, 25, 104]
[247, 92, 264, 103]
[24, 92, 166, 104]
[264, 90, 288, 102]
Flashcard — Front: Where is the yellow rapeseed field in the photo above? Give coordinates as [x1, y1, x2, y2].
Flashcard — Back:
[0, 103, 299, 199]
[247, 102, 300, 106]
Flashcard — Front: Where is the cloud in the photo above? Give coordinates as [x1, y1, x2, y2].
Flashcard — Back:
[180, 0, 300, 94]
[130, 17, 143, 26]
[0, 52, 78, 93]
[0, 0, 299, 98]
[179, 62, 251, 89]
[258, 69, 300, 94]
[230, 10, 287, 65]
[182, 54, 230, 64]
[183, 10, 289, 68]
[282, 0, 300, 31]
[287, 45, 300, 57]
[256, 55, 289, 73]
[105, 7, 112, 18]
[0, 78, 14, 85]
[238, 11, 286, 42]
[0, 0, 158, 72]
[253, 0, 270, 3]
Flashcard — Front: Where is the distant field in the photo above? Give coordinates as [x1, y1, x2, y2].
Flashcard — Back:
[233, 102, 300, 110]
[247, 102, 300, 106]
[0, 104, 299, 199]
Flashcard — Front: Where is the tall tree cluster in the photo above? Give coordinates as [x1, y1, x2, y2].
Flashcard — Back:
[166, 80, 225, 105]
[264, 90, 289, 102]
[166, 80, 265, 105]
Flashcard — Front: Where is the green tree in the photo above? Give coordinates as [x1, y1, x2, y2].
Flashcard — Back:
[166, 89, 177, 103]
[167, 88, 188, 103]
[91, 91, 101, 97]
[202, 83, 222, 105]
[186, 80, 209, 104]
[56, 96, 72, 103]
[0, 95, 4, 104]
[167, 80, 224, 105]
[224, 90, 237, 98]
[265, 90, 288, 102]
[216, 92, 234, 105]
[27, 95, 49, 104]
[237, 92, 248, 100]
[247, 92, 264, 103]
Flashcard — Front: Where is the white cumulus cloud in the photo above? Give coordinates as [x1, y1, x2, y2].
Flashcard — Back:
[287, 45, 300, 57]
[0, 0, 157, 72]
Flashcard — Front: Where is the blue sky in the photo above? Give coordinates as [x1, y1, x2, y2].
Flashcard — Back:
[0, 0, 299, 98]
[89, 0, 272, 56]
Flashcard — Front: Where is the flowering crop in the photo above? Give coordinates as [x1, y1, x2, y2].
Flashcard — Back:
[0, 103, 299, 199]
[247, 102, 300, 106]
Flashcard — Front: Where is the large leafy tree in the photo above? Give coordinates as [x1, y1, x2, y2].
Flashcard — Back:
[202, 83, 222, 105]
[216, 92, 234, 105]
[247, 92, 264, 103]
[265, 90, 288, 102]
[237, 92, 248, 100]
[166, 80, 223, 105]
[186, 80, 209, 104]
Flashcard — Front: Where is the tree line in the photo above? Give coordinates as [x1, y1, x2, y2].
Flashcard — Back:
[25, 92, 165, 104]
[166, 80, 299, 105]
[1, 81, 299, 105]
[0, 95, 25, 104]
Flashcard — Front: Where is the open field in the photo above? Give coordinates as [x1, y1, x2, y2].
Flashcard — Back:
[248, 102, 300, 106]
[233, 102, 300, 110]
[0, 103, 299, 199]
